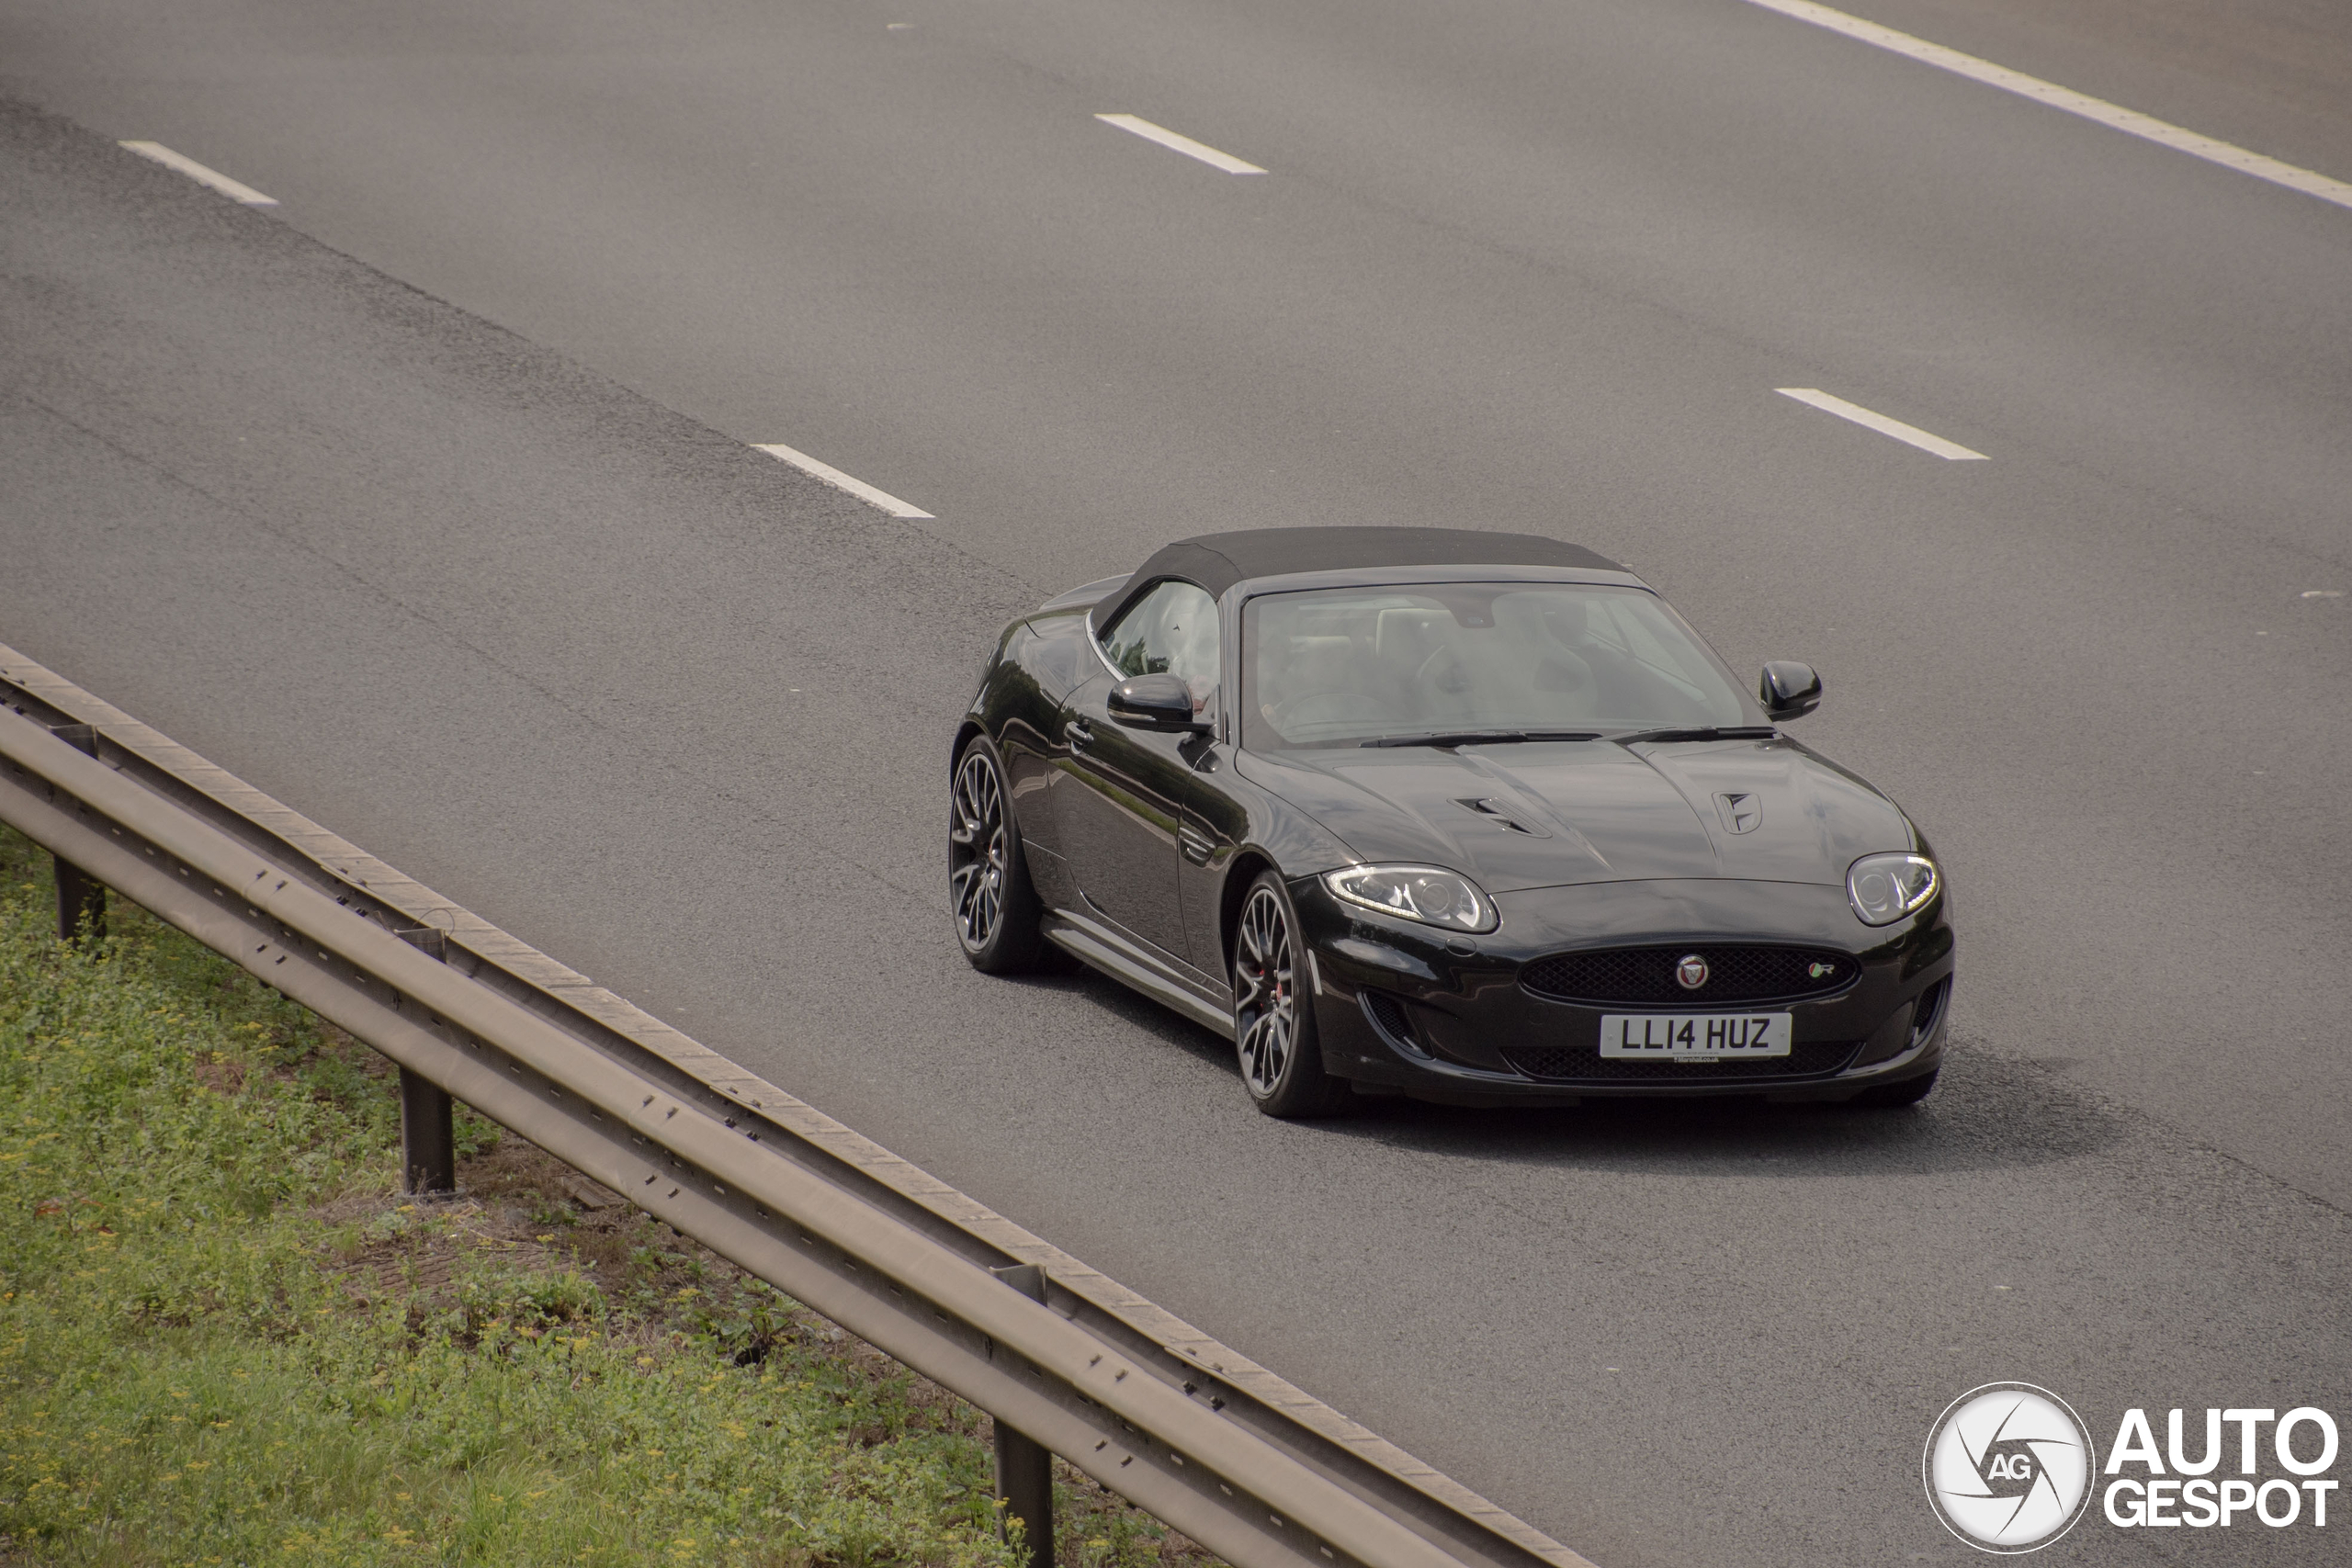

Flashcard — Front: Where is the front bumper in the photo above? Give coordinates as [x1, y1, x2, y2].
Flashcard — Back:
[1297, 875, 1954, 1105]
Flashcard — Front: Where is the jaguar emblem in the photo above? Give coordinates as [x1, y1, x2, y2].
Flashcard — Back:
[1674, 953, 1710, 990]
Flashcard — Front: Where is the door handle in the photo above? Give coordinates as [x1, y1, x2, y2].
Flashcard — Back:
[1066, 718, 1094, 751]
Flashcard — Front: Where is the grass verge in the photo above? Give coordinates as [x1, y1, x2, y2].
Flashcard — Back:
[0, 822, 1212, 1568]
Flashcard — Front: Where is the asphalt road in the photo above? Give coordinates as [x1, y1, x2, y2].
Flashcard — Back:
[3, 2, 2348, 1563]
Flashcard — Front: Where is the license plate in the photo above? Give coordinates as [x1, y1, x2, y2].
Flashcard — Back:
[1599, 1011, 1792, 1059]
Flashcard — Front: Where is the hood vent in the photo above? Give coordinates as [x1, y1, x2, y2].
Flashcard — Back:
[1454, 797, 1548, 837]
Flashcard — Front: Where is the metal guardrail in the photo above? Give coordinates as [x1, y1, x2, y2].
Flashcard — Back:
[0, 640, 1595, 1568]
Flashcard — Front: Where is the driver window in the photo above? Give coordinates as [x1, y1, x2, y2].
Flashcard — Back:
[1099, 581, 1221, 716]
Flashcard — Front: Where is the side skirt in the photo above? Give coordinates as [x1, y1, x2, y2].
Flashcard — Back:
[1043, 909, 1236, 1041]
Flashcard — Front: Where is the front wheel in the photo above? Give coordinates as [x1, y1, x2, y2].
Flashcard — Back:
[949, 739, 1047, 974]
[1232, 873, 1349, 1118]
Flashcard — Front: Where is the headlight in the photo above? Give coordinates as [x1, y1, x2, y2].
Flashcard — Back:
[1847, 852, 1938, 926]
[1322, 864, 1498, 933]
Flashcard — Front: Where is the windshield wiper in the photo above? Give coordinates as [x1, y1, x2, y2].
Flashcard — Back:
[1362, 729, 1601, 749]
[1610, 726, 1779, 745]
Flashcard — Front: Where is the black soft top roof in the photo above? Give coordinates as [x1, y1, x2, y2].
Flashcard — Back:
[1103, 526, 1622, 622]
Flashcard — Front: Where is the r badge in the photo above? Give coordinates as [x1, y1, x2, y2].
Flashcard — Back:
[1713, 792, 1762, 834]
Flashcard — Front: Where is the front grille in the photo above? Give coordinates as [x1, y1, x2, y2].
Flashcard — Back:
[1519, 944, 1855, 1007]
[1500, 1039, 1862, 1082]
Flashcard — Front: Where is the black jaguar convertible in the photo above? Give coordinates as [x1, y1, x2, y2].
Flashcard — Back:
[950, 527, 1952, 1116]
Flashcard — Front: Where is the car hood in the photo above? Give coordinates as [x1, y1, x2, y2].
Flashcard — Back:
[1238, 737, 1915, 892]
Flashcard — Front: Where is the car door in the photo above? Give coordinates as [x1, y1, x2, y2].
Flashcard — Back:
[986, 614, 1098, 910]
[1056, 581, 1220, 967]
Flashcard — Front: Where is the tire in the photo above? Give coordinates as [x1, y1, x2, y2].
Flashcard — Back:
[1231, 872, 1349, 1118]
[1852, 1068, 1938, 1108]
[949, 739, 1047, 974]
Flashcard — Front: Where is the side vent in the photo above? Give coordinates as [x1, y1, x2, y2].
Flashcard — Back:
[1908, 979, 1950, 1048]
[1454, 797, 1546, 836]
[1360, 990, 1430, 1057]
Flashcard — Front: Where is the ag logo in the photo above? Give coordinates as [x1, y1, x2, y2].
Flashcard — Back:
[1924, 1383, 2097, 1552]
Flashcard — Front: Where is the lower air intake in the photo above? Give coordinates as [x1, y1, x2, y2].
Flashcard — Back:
[1499, 1039, 1863, 1082]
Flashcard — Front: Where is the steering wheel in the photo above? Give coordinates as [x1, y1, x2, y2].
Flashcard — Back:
[1412, 646, 1473, 696]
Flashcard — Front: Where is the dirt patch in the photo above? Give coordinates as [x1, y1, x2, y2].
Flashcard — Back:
[190, 1057, 246, 1095]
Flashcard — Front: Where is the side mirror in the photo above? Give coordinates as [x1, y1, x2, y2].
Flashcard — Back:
[1108, 673, 1208, 732]
[1759, 661, 1823, 720]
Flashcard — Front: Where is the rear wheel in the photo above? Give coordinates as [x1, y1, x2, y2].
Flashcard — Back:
[1232, 873, 1348, 1118]
[949, 739, 1047, 974]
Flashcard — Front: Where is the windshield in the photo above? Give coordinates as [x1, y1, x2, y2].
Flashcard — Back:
[1241, 582, 1753, 749]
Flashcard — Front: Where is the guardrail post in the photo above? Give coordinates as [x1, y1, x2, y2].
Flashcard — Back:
[48, 725, 106, 945]
[990, 1263, 1056, 1568]
[398, 1067, 457, 1197]
[394, 927, 459, 1199]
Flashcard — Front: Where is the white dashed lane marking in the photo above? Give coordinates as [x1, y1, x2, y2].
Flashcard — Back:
[119, 141, 277, 206]
[1775, 389, 1987, 460]
[1095, 115, 1266, 175]
[1745, 0, 2352, 214]
[752, 443, 933, 518]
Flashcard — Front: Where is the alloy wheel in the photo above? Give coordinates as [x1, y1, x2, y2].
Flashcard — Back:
[1235, 886, 1296, 1096]
[949, 750, 1008, 953]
